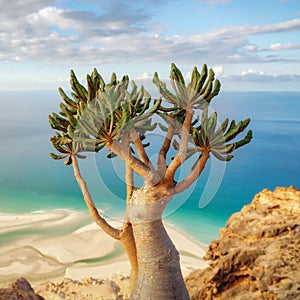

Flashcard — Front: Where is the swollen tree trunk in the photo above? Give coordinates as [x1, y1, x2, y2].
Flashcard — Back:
[128, 185, 190, 300]
[130, 219, 189, 300]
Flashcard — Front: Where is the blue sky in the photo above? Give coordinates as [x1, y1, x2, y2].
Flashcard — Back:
[0, 0, 299, 91]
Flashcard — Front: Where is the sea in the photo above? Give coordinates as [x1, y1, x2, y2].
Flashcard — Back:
[0, 90, 299, 245]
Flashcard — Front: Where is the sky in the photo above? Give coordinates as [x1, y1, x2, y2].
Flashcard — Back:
[0, 0, 300, 91]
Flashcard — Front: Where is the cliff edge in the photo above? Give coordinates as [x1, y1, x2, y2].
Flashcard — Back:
[185, 186, 300, 300]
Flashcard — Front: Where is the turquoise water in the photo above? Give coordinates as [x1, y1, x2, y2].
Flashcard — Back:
[0, 90, 299, 244]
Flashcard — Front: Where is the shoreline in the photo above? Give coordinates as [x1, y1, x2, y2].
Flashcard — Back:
[0, 208, 209, 288]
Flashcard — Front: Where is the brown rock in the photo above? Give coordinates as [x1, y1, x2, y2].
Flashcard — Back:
[0, 278, 45, 300]
[185, 186, 300, 300]
[36, 277, 124, 300]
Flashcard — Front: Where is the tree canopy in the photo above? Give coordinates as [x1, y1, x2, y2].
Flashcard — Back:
[49, 63, 252, 183]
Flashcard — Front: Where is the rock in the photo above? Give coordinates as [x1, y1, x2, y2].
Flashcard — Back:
[185, 186, 300, 300]
[0, 278, 45, 300]
[36, 276, 125, 300]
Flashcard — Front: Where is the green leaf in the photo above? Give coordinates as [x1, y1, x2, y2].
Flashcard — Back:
[195, 64, 208, 93]
[70, 70, 88, 102]
[235, 130, 253, 149]
[218, 143, 235, 154]
[188, 66, 200, 90]
[64, 156, 73, 165]
[170, 63, 185, 85]
[207, 112, 217, 139]
[58, 87, 77, 109]
[211, 150, 234, 161]
[50, 153, 68, 160]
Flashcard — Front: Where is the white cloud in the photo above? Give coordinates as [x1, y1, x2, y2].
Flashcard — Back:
[241, 42, 300, 54]
[57, 77, 69, 83]
[213, 65, 224, 76]
[245, 44, 259, 52]
[0, 0, 299, 69]
[240, 18, 300, 35]
[269, 43, 300, 51]
[185, 72, 191, 80]
[241, 69, 265, 76]
[137, 72, 152, 79]
[26, 6, 78, 33]
[228, 69, 300, 82]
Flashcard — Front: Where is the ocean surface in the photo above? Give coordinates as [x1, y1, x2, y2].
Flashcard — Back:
[0, 90, 299, 244]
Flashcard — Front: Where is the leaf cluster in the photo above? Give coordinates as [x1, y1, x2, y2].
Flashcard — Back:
[191, 108, 253, 161]
[153, 63, 220, 112]
[153, 64, 252, 161]
[49, 69, 159, 164]
[49, 63, 253, 165]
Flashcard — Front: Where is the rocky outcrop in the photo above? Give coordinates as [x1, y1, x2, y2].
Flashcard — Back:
[185, 186, 300, 300]
[0, 276, 127, 300]
[36, 276, 126, 300]
[0, 278, 45, 300]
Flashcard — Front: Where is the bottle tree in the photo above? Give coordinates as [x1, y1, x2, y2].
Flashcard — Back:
[49, 63, 252, 300]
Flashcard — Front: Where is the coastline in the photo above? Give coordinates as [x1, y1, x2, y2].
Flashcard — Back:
[0, 208, 209, 288]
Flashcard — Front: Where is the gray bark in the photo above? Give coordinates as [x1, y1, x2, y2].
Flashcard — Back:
[128, 187, 190, 300]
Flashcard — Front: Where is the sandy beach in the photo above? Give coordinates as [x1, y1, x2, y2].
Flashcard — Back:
[0, 209, 208, 297]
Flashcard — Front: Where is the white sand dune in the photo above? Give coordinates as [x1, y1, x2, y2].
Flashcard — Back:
[0, 209, 208, 288]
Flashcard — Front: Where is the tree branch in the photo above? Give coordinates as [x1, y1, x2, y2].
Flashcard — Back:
[126, 161, 134, 201]
[108, 140, 152, 179]
[119, 133, 135, 201]
[174, 150, 210, 194]
[71, 155, 121, 240]
[164, 110, 193, 182]
[130, 129, 152, 169]
[119, 222, 138, 291]
[157, 121, 174, 174]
